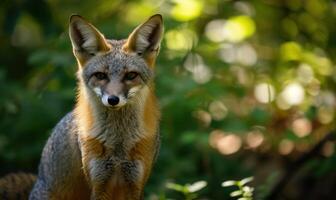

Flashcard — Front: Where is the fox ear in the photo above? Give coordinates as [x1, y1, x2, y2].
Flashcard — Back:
[69, 15, 110, 65]
[124, 14, 163, 65]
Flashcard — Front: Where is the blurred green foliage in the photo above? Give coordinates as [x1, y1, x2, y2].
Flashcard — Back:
[1, 0, 336, 199]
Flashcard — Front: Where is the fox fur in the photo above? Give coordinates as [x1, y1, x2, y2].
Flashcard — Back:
[0, 173, 36, 200]
[27, 14, 163, 200]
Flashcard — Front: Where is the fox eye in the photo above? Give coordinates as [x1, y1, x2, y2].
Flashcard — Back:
[124, 72, 138, 81]
[93, 72, 108, 80]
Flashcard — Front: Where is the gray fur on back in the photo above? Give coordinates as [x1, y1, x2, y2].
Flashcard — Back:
[29, 112, 83, 199]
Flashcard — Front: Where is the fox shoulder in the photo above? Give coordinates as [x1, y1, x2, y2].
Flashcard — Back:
[0, 173, 36, 200]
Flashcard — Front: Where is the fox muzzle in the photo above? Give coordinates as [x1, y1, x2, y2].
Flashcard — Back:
[102, 94, 127, 108]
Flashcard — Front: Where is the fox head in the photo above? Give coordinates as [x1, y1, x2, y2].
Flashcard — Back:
[69, 14, 163, 108]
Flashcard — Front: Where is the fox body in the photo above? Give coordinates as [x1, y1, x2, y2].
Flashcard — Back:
[29, 14, 163, 200]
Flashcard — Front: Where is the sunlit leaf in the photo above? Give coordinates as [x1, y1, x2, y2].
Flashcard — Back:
[222, 180, 236, 187]
[242, 186, 254, 193]
[187, 180, 207, 193]
[166, 182, 185, 192]
[230, 190, 243, 197]
[240, 177, 254, 185]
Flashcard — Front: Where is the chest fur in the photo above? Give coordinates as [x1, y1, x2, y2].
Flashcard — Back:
[81, 106, 145, 156]
[77, 106, 146, 188]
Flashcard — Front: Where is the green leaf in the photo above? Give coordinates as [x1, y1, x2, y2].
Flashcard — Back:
[166, 182, 185, 192]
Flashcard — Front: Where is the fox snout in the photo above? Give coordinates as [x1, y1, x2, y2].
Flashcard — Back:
[101, 93, 127, 107]
[106, 95, 119, 106]
[94, 81, 128, 108]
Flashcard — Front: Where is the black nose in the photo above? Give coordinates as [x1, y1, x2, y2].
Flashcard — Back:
[107, 96, 120, 106]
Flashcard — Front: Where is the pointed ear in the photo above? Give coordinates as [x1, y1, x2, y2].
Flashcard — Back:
[69, 15, 110, 65]
[123, 14, 163, 66]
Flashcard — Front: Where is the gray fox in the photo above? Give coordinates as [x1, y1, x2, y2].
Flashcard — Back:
[28, 14, 163, 200]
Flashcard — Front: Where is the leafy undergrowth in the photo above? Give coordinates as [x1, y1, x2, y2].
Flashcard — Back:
[162, 177, 254, 200]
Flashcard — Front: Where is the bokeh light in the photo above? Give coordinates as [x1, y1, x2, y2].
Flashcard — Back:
[209, 130, 242, 155]
[193, 110, 212, 127]
[11, 16, 42, 47]
[254, 83, 275, 104]
[280, 82, 305, 106]
[208, 100, 228, 121]
[217, 134, 242, 155]
[223, 15, 255, 42]
[171, 0, 203, 21]
[219, 43, 257, 66]
[165, 29, 196, 51]
[297, 63, 314, 84]
[322, 142, 335, 157]
[184, 53, 212, 84]
[235, 44, 257, 66]
[124, 1, 157, 25]
[280, 41, 302, 61]
[279, 139, 294, 155]
[317, 106, 334, 124]
[205, 19, 227, 43]
[209, 130, 225, 149]
[205, 15, 255, 43]
[246, 131, 264, 149]
[291, 118, 312, 138]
